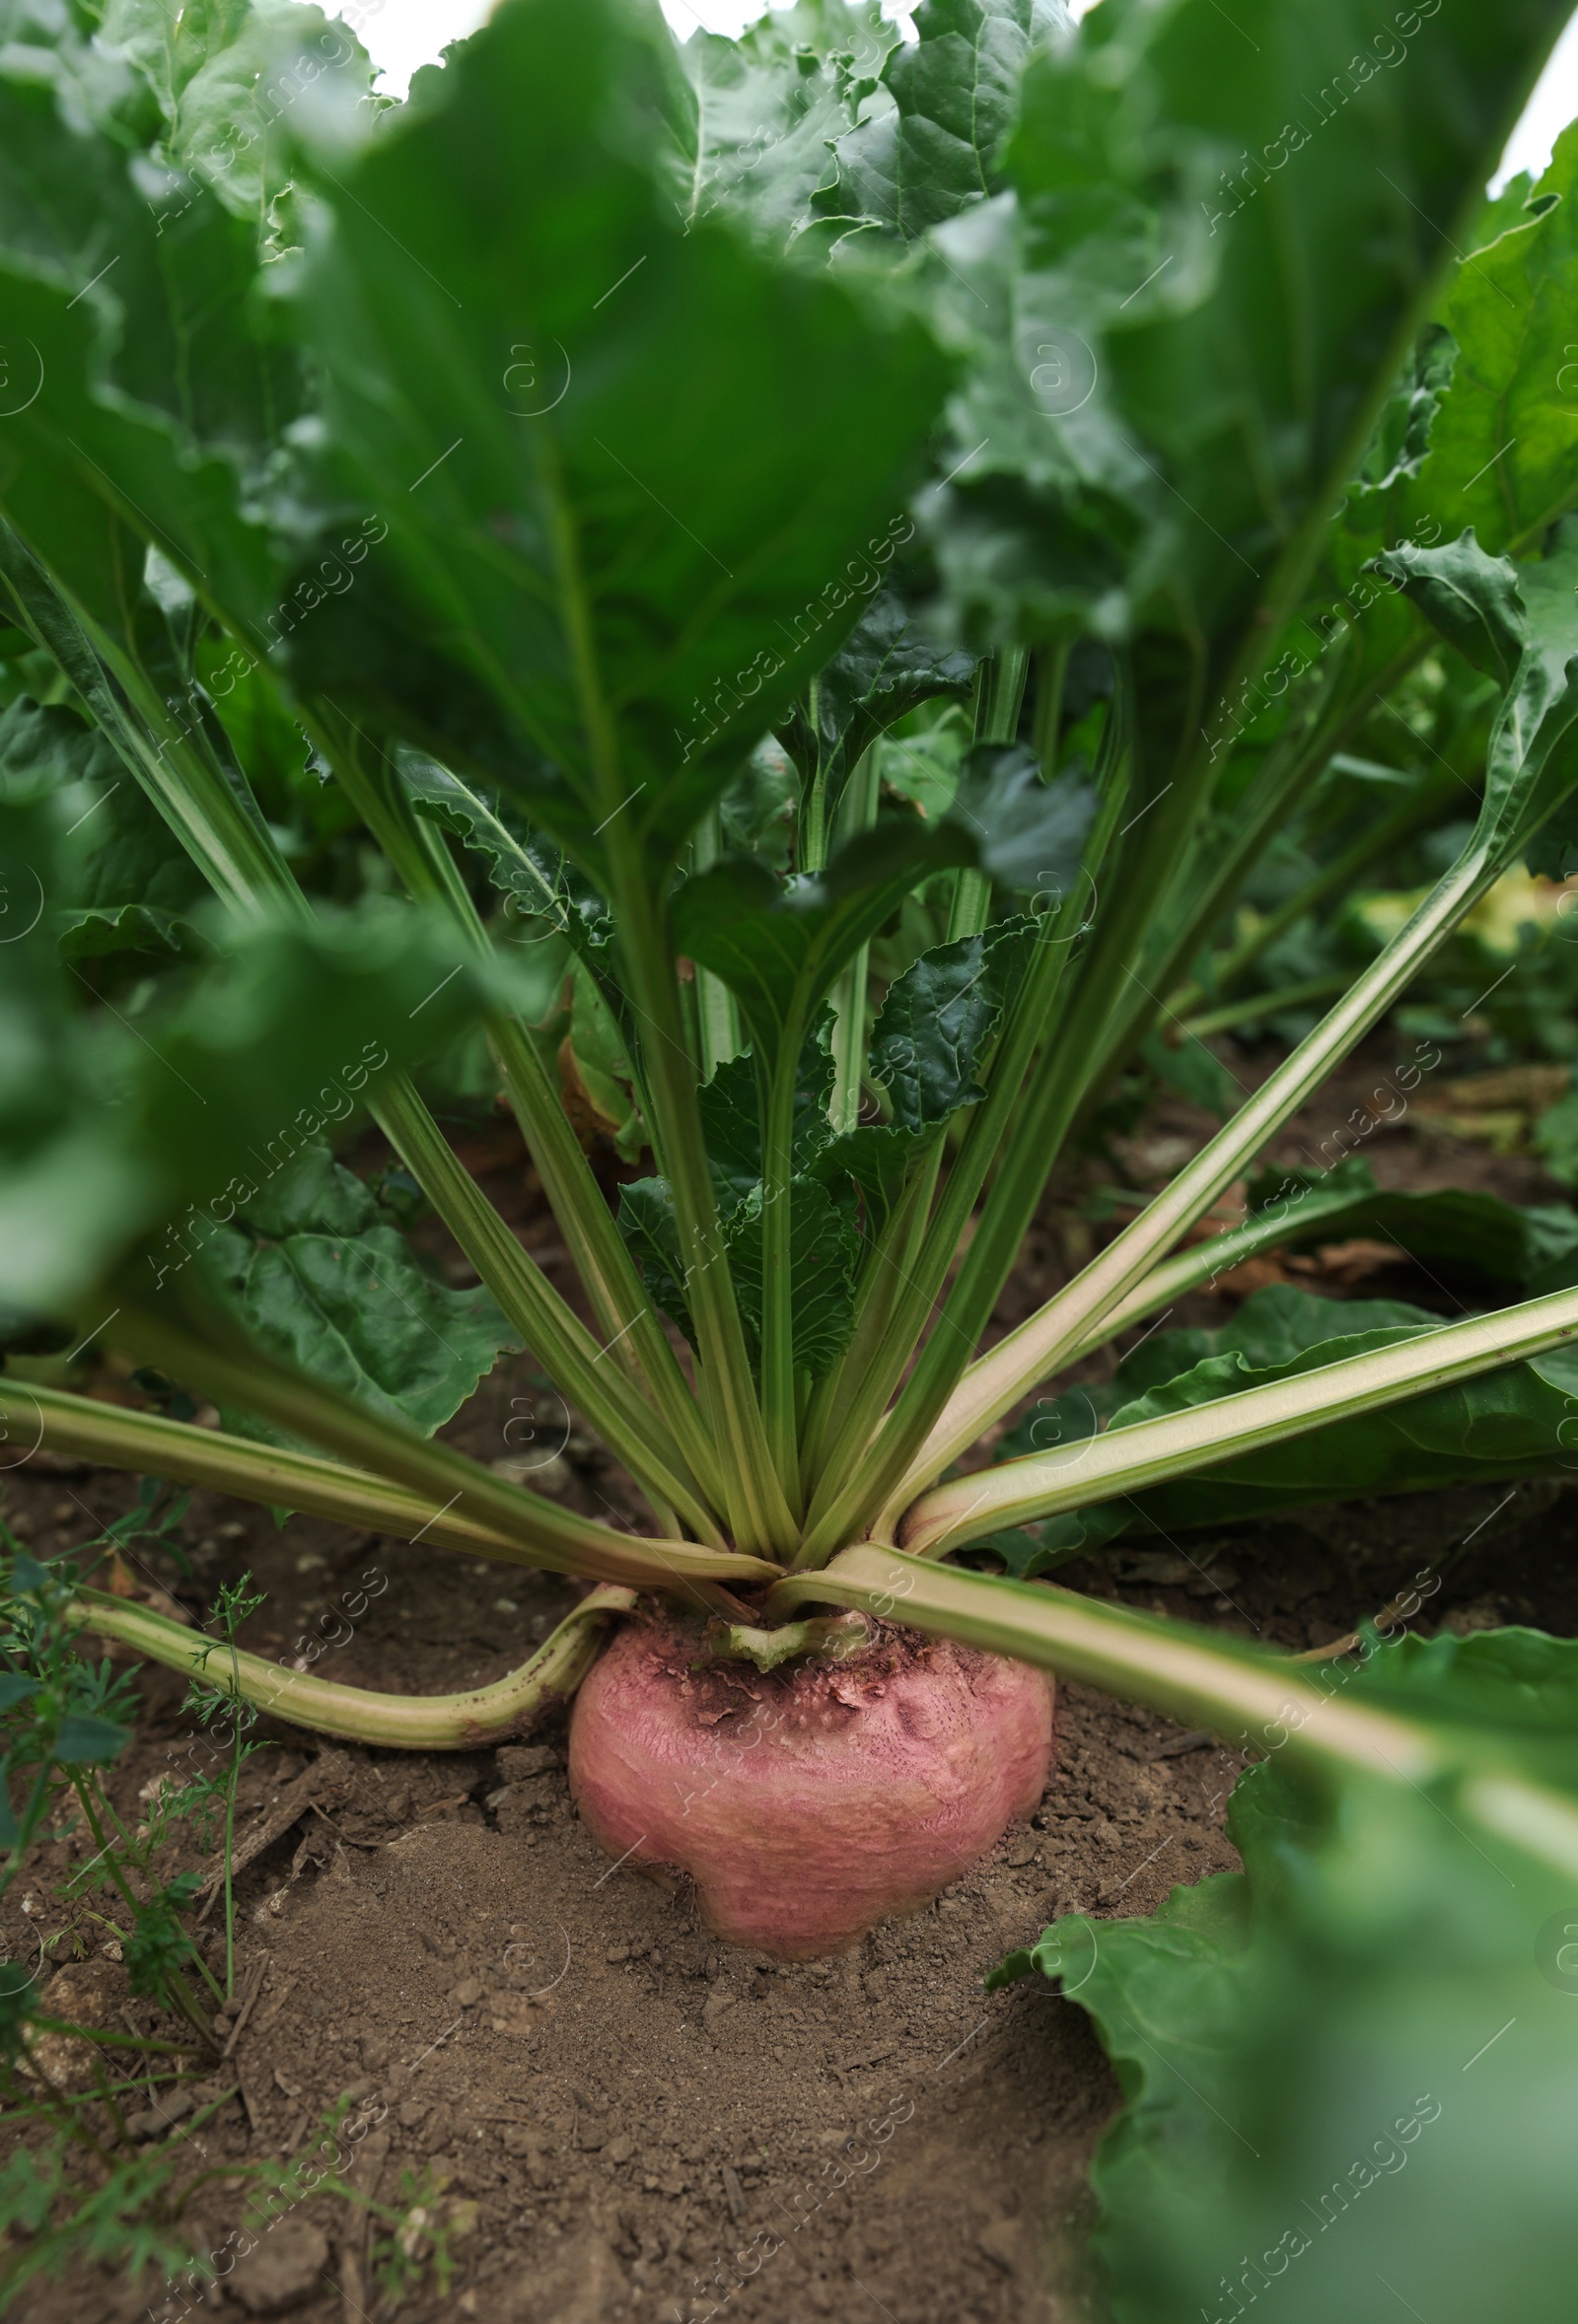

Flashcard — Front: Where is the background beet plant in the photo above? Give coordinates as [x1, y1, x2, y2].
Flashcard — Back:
[4, 0, 1578, 2312]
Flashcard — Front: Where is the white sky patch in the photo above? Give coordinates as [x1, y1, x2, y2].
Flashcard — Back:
[317, 0, 914, 96]
[658, 0, 916, 38]
[315, 0, 1573, 192]
[1493, 12, 1578, 189]
[331, 0, 490, 98]
[1066, 0, 1578, 188]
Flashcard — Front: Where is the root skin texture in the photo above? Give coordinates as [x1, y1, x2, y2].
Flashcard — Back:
[568, 1612, 1054, 1957]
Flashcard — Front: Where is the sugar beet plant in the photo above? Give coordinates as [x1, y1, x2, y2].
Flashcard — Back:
[5, 0, 1578, 2310]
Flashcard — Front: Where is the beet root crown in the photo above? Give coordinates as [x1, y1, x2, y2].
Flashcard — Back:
[568, 1611, 1054, 1957]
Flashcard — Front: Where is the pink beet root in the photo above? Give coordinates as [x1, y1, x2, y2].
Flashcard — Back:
[568, 1614, 1055, 1957]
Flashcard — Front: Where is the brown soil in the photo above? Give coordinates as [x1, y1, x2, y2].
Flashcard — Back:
[5, 1035, 1576, 2324]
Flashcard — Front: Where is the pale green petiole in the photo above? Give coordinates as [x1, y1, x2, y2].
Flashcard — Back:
[69, 1584, 636, 1749]
[372, 1073, 728, 1545]
[768, 1544, 1441, 1780]
[0, 1377, 772, 1591]
[1049, 1175, 1423, 1367]
[878, 831, 1500, 1529]
[767, 1546, 1578, 1887]
[691, 804, 744, 1076]
[900, 1281, 1578, 1559]
[826, 746, 882, 1135]
[316, 725, 729, 1519]
[1, 544, 726, 1534]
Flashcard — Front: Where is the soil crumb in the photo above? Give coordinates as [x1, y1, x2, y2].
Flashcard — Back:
[8, 1054, 1576, 2321]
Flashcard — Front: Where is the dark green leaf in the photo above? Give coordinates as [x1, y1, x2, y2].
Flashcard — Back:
[0, 776, 506, 1315]
[1006, 1283, 1578, 1541]
[0, 31, 304, 651]
[616, 1177, 692, 1341]
[779, 590, 979, 815]
[1140, 1023, 1233, 1119]
[679, 1, 893, 246]
[397, 749, 614, 967]
[1243, 1157, 1578, 1292]
[205, 1145, 522, 1443]
[1534, 1088, 1578, 1186]
[817, 0, 1063, 242]
[696, 1052, 767, 1206]
[727, 1173, 864, 1379]
[0, 691, 214, 959]
[98, 0, 260, 115]
[811, 1118, 930, 1234]
[807, 916, 1038, 1224]
[696, 1024, 835, 1204]
[930, 0, 1569, 680]
[990, 1628, 1578, 2323]
[1378, 523, 1578, 859]
[0, 692, 169, 959]
[131, 907, 513, 1248]
[948, 746, 1095, 893]
[1401, 120, 1578, 555]
[619, 1158, 862, 1380]
[130, 0, 378, 222]
[55, 1711, 131, 1763]
[1186, 1283, 1434, 1372]
[717, 738, 799, 869]
[277, 0, 952, 870]
[673, 817, 970, 1066]
[989, 1506, 1122, 1573]
[1345, 323, 1458, 530]
[1371, 529, 1526, 686]
[564, 957, 646, 1162]
[869, 916, 1034, 1127]
[1003, 1375, 1110, 1446]
[235, 1142, 378, 1240]
[1525, 794, 1578, 880]
[0, 694, 119, 803]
